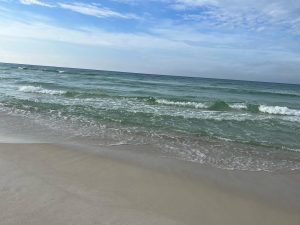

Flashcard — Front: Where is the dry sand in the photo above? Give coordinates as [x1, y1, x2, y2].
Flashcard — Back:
[0, 143, 299, 225]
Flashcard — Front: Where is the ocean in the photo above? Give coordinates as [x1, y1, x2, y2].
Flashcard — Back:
[0, 62, 300, 171]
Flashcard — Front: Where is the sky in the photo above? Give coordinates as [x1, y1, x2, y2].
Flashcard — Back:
[0, 0, 300, 83]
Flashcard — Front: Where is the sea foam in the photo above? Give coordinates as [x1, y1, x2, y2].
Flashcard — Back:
[156, 99, 207, 109]
[229, 103, 248, 110]
[18, 86, 66, 95]
[259, 105, 300, 116]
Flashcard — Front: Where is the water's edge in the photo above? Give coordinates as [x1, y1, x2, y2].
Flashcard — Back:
[1, 62, 300, 172]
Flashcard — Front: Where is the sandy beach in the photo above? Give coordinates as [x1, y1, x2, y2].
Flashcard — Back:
[0, 142, 299, 225]
[1, 0, 300, 223]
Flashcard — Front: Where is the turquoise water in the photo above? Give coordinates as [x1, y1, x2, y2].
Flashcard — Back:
[1, 62, 300, 171]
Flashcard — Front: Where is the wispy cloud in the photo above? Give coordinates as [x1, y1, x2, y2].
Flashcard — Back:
[0, 17, 180, 49]
[19, 0, 54, 7]
[1, 0, 300, 82]
[58, 2, 140, 20]
[171, 0, 218, 10]
[18, 1, 140, 20]
[172, 0, 300, 35]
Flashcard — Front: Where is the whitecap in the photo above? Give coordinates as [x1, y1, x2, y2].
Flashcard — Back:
[229, 103, 248, 110]
[18, 86, 66, 95]
[259, 105, 300, 116]
[156, 99, 207, 109]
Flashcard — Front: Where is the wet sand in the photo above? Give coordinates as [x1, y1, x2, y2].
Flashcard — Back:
[0, 143, 299, 225]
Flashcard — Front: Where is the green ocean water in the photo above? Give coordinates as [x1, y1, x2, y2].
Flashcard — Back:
[1, 62, 300, 171]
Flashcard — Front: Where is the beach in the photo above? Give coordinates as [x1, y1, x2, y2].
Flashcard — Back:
[1, 0, 300, 222]
[0, 142, 300, 225]
[1, 63, 300, 224]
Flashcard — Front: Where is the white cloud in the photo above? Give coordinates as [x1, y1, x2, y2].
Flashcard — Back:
[1, 0, 300, 82]
[0, 17, 299, 83]
[0, 18, 183, 49]
[19, 0, 54, 7]
[172, 0, 218, 9]
[174, 0, 300, 34]
[58, 2, 140, 20]
[18, 1, 141, 20]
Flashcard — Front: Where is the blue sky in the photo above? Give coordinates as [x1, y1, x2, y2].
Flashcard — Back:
[0, 0, 300, 83]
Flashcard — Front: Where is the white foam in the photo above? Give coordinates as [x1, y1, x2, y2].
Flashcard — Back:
[229, 103, 247, 110]
[259, 105, 300, 116]
[18, 86, 66, 95]
[156, 99, 207, 109]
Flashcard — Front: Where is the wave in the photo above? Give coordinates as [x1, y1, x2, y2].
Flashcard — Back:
[63, 90, 110, 98]
[18, 86, 66, 95]
[15, 66, 65, 74]
[229, 103, 248, 110]
[17, 66, 28, 70]
[155, 99, 207, 109]
[151, 98, 300, 116]
[17, 81, 68, 89]
[153, 98, 237, 111]
[41, 68, 66, 74]
[153, 99, 238, 111]
[259, 105, 300, 116]
[208, 101, 231, 111]
[13, 87, 300, 117]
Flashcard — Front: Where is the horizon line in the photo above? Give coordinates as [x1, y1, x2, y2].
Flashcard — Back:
[1, 61, 299, 86]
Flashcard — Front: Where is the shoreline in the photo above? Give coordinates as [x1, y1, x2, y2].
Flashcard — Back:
[0, 142, 299, 225]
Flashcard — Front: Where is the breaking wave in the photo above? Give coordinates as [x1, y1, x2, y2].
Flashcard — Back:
[155, 99, 207, 109]
[18, 86, 66, 95]
[152, 98, 300, 116]
[259, 105, 300, 116]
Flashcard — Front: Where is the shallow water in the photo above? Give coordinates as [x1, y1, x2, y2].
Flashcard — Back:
[1, 62, 300, 171]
